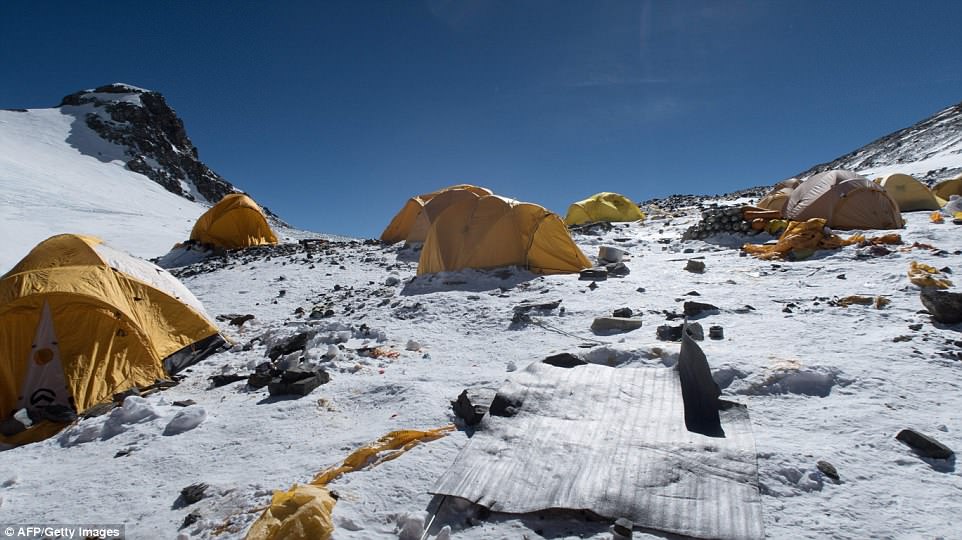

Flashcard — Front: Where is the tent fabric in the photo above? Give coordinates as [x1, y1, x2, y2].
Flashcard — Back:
[783, 170, 904, 230]
[756, 178, 801, 214]
[0, 234, 223, 446]
[932, 175, 962, 206]
[190, 193, 278, 249]
[417, 195, 591, 275]
[564, 192, 645, 225]
[380, 184, 493, 244]
[877, 173, 940, 211]
[433, 334, 763, 540]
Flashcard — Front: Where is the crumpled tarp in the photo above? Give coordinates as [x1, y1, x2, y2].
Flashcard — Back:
[432, 331, 763, 540]
[245, 426, 454, 540]
[908, 261, 953, 289]
[742, 218, 901, 260]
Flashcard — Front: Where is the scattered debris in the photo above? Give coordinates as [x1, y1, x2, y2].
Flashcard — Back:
[709, 325, 724, 340]
[683, 301, 719, 318]
[657, 322, 704, 342]
[267, 368, 331, 397]
[180, 512, 202, 530]
[580, 267, 608, 281]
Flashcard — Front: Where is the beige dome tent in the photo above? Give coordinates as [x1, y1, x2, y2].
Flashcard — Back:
[380, 185, 493, 244]
[564, 192, 645, 225]
[0, 234, 224, 447]
[418, 195, 591, 275]
[876, 173, 940, 211]
[932, 174, 962, 206]
[784, 170, 903, 229]
[190, 193, 278, 249]
[756, 178, 801, 214]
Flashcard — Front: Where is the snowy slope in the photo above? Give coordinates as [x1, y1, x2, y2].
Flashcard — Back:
[0, 106, 208, 272]
[797, 100, 962, 182]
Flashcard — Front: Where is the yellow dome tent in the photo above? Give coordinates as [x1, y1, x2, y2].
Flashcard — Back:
[380, 184, 493, 244]
[784, 170, 904, 230]
[190, 193, 278, 249]
[564, 192, 645, 225]
[876, 173, 940, 211]
[932, 174, 962, 206]
[418, 195, 591, 275]
[0, 234, 225, 446]
[756, 178, 801, 214]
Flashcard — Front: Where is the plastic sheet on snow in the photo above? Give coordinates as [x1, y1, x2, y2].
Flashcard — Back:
[432, 331, 764, 540]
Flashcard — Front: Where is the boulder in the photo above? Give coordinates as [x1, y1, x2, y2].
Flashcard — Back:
[685, 259, 706, 273]
[920, 289, 962, 324]
[896, 428, 954, 459]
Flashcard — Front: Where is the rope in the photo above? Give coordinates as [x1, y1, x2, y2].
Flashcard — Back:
[528, 316, 606, 345]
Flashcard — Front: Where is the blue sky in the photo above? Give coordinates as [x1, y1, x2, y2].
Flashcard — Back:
[2, 1, 961, 238]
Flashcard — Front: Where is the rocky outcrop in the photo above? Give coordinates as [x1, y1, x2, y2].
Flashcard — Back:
[59, 83, 235, 203]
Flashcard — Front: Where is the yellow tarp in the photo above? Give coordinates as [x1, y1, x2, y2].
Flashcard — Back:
[0, 234, 221, 446]
[245, 426, 454, 540]
[190, 193, 278, 249]
[908, 261, 953, 289]
[418, 195, 591, 275]
[564, 192, 645, 225]
[741, 219, 865, 260]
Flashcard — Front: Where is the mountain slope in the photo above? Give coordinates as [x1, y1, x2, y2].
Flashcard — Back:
[797, 100, 962, 182]
[0, 84, 289, 273]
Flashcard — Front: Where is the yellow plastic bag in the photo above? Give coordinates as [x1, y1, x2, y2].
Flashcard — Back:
[312, 426, 454, 485]
[930, 211, 944, 224]
[246, 484, 336, 540]
[908, 261, 953, 289]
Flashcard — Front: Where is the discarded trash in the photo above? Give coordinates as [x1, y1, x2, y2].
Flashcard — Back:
[591, 317, 643, 334]
[908, 261, 953, 289]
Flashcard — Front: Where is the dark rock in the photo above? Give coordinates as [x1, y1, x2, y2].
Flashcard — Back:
[580, 267, 608, 281]
[267, 368, 330, 397]
[229, 314, 255, 327]
[709, 325, 724, 340]
[180, 483, 208, 505]
[612, 307, 633, 318]
[606, 262, 630, 277]
[489, 392, 523, 417]
[817, 460, 840, 482]
[591, 317, 643, 334]
[896, 428, 954, 459]
[173, 399, 197, 407]
[588, 281, 599, 291]
[684, 291, 701, 296]
[635, 287, 646, 293]
[513, 299, 562, 314]
[613, 517, 633, 538]
[908, 323, 923, 331]
[180, 512, 202, 530]
[657, 322, 703, 342]
[685, 259, 705, 273]
[452, 387, 498, 425]
[683, 301, 720, 318]
[837, 274, 846, 280]
[543, 353, 587, 368]
[267, 330, 317, 360]
[920, 289, 962, 324]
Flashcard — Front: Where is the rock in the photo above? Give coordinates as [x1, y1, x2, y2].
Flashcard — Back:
[452, 388, 498, 426]
[172, 399, 196, 407]
[513, 299, 562, 313]
[709, 325, 724, 340]
[606, 261, 630, 277]
[267, 368, 331, 397]
[920, 289, 962, 324]
[580, 267, 608, 281]
[180, 512, 202, 530]
[385, 276, 401, 286]
[613, 517, 633, 539]
[208, 373, 248, 388]
[908, 323, 923, 331]
[542, 353, 586, 368]
[591, 317, 643, 334]
[896, 428, 954, 459]
[228, 314, 255, 327]
[267, 330, 317, 360]
[405, 340, 421, 351]
[685, 259, 705, 273]
[179, 483, 208, 506]
[683, 301, 720, 318]
[837, 273, 846, 280]
[816, 460, 840, 482]
[588, 281, 598, 291]
[657, 322, 704, 342]
[612, 307, 633, 318]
